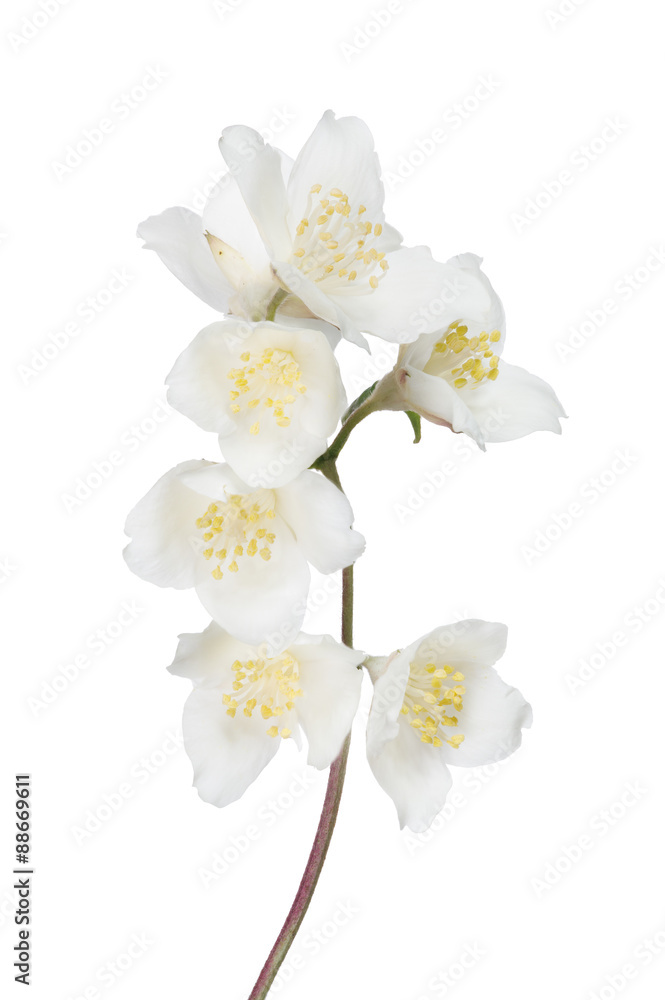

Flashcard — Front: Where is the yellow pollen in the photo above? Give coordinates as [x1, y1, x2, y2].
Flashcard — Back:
[227, 347, 306, 430]
[400, 658, 466, 750]
[220, 651, 304, 736]
[427, 321, 501, 389]
[195, 494, 278, 581]
[290, 185, 388, 291]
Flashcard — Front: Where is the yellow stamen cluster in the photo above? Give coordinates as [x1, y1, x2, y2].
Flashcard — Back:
[291, 183, 389, 292]
[400, 660, 466, 749]
[227, 347, 307, 434]
[424, 321, 501, 390]
[222, 651, 303, 738]
[195, 491, 277, 581]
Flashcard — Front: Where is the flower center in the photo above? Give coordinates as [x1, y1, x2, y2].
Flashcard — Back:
[290, 184, 390, 292]
[195, 490, 277, 579]
[222, 651, 303, 739]
[400, 661, 466, 749]
[425, 321, 501, 390]
[227, 347, 307, 435]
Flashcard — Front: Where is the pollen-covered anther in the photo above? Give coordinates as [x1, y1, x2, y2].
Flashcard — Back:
[195, 492, 278, 580]
[222, 652, 304, 737]
[428, 322, 502, 389]
[227, 347, 306, 431]
[401, 660, 466, 749]
[290, 183, 390, 291]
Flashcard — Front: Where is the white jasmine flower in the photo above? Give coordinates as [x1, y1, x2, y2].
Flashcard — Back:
[381, 254, 565, 449]
[138, 111, 461, 347]
[123, 461, 364, 647]
[166, 319, 347, 487]
[365, 620, 532, 832]
[169, 623, 364, 807]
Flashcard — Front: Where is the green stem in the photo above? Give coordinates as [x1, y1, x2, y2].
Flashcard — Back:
[246, 463, 354, 1000]
[265, 287, 288, 322]
[313, 395, 375, 470]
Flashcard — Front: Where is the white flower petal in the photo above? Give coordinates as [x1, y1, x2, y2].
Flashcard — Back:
[202, 167, 276, 275]
[182, 687, 280, 807]
[365, 651, 410, 758]
[123, 460, 214, 589]
[286, 110, 386, 231]
[218, 126, 293, 261]
[137, 207, 233, 311]
[175, 461, 247, 497]
[368, 723, 453, 832]
[402, 366, 485, 446]
[413, 620, 508, 669]
[336, 248, 466, 344]
[272, 260, 370, 349]
[463, 360, 566, 443]
[439, 660, 532, 769]
[291, 634, 364, 768]
[276, 471, 365, 574]
[166, 321, 240, 436]
[168, 621, 254, 688]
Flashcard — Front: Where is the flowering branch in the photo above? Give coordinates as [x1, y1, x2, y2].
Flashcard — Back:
[126, 108, 563, 998]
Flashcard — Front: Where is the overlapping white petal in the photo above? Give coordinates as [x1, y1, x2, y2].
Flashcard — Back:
[169, 623, 364, 806]
[366, 620, 532, 832]
[123, 460, 364, 648]
[166, 319, 347, 487]
[385, 254, 565, 448]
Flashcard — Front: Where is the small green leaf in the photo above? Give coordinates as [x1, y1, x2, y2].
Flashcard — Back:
[405, 410, 421, 444]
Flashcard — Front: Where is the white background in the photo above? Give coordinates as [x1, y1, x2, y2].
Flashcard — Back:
[2, 0, 664, 998]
